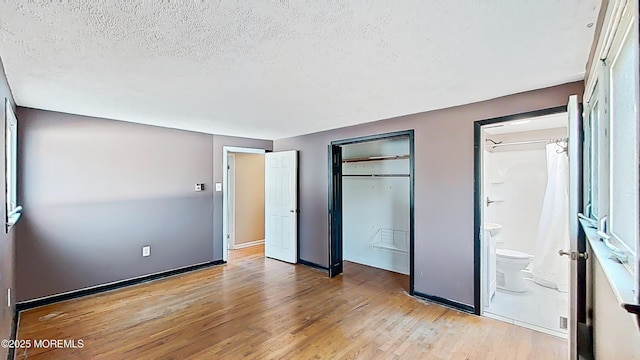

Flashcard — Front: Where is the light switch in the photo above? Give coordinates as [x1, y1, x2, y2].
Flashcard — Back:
[215, 183, 222, 192]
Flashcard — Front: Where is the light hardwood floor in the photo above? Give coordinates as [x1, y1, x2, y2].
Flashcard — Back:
[16, 245, 566, 359]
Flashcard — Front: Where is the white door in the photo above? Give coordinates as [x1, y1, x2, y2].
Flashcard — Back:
[265, 150, 298, 263]
[566, 94, 582, 359]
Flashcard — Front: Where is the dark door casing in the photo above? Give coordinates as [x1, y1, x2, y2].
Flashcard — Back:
[328, 144, 343, 278]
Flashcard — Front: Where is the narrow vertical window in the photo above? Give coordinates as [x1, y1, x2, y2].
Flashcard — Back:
[5, 98, 19, 231]
[608, 19, 638, 263]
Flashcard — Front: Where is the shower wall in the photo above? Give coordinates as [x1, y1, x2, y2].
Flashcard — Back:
[484, 127, 567, 254]
[486, 149, 547, 254]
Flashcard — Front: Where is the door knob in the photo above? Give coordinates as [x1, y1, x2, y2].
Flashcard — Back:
[558, 250, 588, 260]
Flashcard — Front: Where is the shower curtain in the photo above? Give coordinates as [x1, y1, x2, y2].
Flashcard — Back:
[532, 143, 570, 292]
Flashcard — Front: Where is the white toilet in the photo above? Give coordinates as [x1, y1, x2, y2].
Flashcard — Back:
[495, 249, 533, 293]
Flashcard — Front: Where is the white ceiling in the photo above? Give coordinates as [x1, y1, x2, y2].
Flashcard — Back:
[0, 1, 599, 140]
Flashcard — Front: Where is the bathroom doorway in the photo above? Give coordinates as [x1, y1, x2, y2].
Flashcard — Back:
[476, 108, 572, 338]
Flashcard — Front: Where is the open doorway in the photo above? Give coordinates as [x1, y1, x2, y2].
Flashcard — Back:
[223, 147, 266, 261]
[477, 109, 572, 338]
[328, 130, 414, 294]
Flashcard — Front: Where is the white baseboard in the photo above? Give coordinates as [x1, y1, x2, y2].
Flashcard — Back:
[233, 239, 265, 250]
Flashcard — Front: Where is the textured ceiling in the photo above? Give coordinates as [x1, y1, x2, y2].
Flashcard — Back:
[0, 1, 598, 140]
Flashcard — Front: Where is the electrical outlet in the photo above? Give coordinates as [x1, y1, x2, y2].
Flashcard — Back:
[560, 316, 568, 330]
[142, 246, 151, 257]
[195, 183, 204, 192]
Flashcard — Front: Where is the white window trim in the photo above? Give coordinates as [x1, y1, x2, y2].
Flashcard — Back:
[583, 0, 639, 308]
[5, 98, 20, 231]
[604, 3, 638, 272]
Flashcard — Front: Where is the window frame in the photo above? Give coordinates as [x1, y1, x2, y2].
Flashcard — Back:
[605, 5, 638, 272]
[5, 98, 19, 232]
[584, 0, 638, 278]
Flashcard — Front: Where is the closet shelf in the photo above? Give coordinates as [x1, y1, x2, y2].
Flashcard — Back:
[342, 155, 410, 163]
[372, 242, 409, 254]
[372, 229, 409, 254]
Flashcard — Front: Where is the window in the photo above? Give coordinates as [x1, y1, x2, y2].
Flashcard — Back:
[583, 94, 600, 219]
[5, 98, 19, 231]
[583, 0, 638, 278]
[608, 17, 638, 259]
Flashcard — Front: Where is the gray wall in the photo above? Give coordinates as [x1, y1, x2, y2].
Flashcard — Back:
[15, 108, 271, 302]
[0, 56, 16, 360]
[274, 81, 583, 306]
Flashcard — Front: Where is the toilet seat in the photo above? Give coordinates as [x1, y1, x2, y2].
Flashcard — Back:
[496, 249, 531, 260]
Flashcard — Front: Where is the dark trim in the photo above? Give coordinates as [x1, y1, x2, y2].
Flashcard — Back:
[298, 259, 329, 272]
[296, 150, 301, 263]
[342, 174, 409, 177]
[7, 309, 18, 360]
[408, 131, 415, 295]
[414, 291, 474, 314]
[475, 106, 567, 127]
[577, 322, 594, 360]
[328, 129, 415, 294]
[473, 105, 571, 315]
[327, 144, 333, 275]
[330, 130, 412, 146]
[16, 260, 225, 311]
[473, 121, 482, 315]
[622, 303, 640, 315]
[328, 144, 343, 277]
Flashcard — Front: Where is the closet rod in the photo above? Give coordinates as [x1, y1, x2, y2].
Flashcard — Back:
[342, 155, 410, 163]
[342, 174, 410, 177]
[488, 137, 567, 148]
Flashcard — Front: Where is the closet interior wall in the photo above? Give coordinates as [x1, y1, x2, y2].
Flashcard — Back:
[342, 138, 410, 274]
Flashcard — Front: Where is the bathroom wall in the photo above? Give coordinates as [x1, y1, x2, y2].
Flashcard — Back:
[342, 138, 410, 274]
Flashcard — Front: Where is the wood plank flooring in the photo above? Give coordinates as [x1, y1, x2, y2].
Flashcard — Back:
[16, 245, 566, 359]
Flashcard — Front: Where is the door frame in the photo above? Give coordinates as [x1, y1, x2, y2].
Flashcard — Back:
[222, 146, 267, 262]
[328, 130, 415, 294]
[473, 104, 589, 352]
[473, 105, 576, 313]
[228, 153, 236, 249]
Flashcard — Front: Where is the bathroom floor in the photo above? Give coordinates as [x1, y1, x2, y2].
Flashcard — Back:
[484, 278, 568, 338]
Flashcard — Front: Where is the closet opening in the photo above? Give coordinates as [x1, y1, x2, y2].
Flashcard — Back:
[328, 130, 415, 294]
